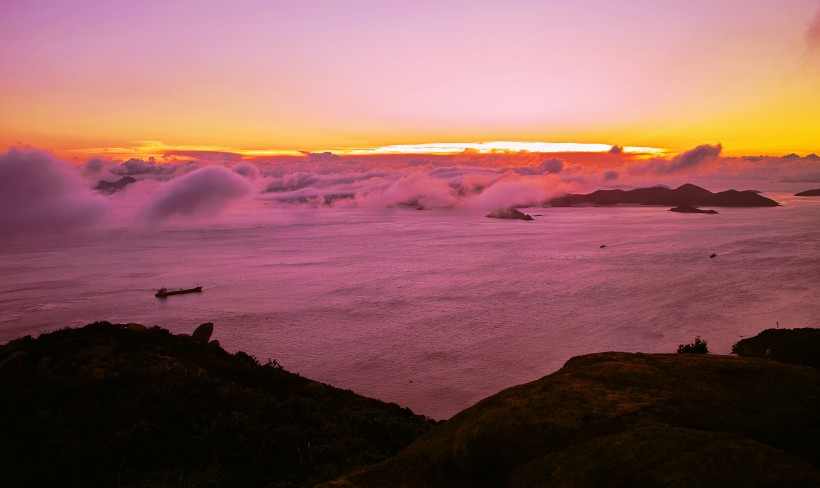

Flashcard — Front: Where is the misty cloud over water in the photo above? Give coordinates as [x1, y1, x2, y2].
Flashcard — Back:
[138, 166, 254, 223]
[0, 148, 106, 239]
[635, 144, 723, 175]
[2, 144, 819, 239]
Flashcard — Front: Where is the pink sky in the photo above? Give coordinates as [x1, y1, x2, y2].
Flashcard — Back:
[1, 0, 819, 157]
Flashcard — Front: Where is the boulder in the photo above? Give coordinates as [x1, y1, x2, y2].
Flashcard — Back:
[192, 322, 214, 344]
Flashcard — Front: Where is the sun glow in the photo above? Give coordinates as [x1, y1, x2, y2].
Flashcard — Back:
[346, 142, 664, 155]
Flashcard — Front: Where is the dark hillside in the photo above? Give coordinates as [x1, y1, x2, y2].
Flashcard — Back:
[0, 322, 435, 488]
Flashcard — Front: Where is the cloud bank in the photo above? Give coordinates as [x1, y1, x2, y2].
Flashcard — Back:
[0, 148, 107, 239]
[138, 166, 254, 223]
[2, 143, 818, 240]
[637, 144, 723, 175]
[232, 162, 261, 180]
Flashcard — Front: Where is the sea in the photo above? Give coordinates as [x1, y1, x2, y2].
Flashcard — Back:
[1, 193, 818, 420]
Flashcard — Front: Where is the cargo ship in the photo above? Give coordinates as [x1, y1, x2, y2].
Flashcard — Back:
[155, 286, 202, 298]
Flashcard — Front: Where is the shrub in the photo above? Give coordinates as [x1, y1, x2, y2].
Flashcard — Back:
[677, 336, 708, 354]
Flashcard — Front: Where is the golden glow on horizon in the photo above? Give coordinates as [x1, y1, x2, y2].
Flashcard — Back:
[64, 142, 304, 161]
[63, 140, 666, 161]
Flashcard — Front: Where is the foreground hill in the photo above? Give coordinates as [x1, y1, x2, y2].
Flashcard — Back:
[0, 322, 435, 488]
[549, 183, 779, 207]
[324, 352, 820, 487]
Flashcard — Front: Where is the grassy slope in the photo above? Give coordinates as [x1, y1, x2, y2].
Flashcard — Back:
[325, 352, 820, 487]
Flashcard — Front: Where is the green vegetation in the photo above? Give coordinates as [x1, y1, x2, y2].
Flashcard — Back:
[677, 335, 709, 354]
[0, 322, 436, 488]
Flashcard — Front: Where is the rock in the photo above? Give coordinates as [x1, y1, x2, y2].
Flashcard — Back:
[549, 183, 780, 207]
[325, 352, 820, 487]
[126, 323, 146, 331]
[795, 189, 820, 196]
[669, 205, 718, 214]
[486, 208, 534, 220]
[192, 322, 213, 344]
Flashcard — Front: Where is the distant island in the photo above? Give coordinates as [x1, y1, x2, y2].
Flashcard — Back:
[795, 189, 820, 196]
[669, 205, 718, 214]
[548, 183, 779, 207]
[94, 176, 137, 194]
[486, 208, 534, 220]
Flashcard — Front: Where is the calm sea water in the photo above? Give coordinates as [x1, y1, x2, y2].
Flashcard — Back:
[1, 193, 818, 419]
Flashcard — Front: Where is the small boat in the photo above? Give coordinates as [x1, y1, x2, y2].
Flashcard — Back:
[600, 244, 607, 248]
[155, 286, 202, 298]
[709, 253, 717, 259]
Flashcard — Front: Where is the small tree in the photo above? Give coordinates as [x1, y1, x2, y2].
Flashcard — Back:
[677, 335, 709, 354]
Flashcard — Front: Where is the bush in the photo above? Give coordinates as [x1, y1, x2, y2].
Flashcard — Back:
[677, 336, 708, 354]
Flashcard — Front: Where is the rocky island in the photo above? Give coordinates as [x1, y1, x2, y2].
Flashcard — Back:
[549, 183, 779, 207]
[94, 176, 137, 194]
[486, 208, 534, 220]
[795, 189, 820, 196]
[669, 205, 718, 214]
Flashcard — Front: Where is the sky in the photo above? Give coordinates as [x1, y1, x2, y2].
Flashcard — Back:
[1, 0, 820, 160]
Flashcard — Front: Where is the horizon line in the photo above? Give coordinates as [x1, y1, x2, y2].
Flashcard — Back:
[58, 140, 667, 161]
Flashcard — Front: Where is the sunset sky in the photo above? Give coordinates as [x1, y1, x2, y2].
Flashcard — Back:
[2, 0, 819, 159]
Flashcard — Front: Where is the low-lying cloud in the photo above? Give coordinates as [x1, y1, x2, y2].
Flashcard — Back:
[138, 166, 254, 223]
[637, 144, 722, 175]
[2, 142, 818, 239]
[113, 157, 197, 177]
[261, 162, 569, 209]
[510, 157, 564, 175]
[0, 148, 107, 239]
[232, 162, 261, 180]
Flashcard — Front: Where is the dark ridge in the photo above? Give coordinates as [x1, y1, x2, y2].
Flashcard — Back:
[795, 189, 820, 196]
[0, 322, 436, 488]
[94, 176, 137, 194]
[548, 183, 779, 207]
